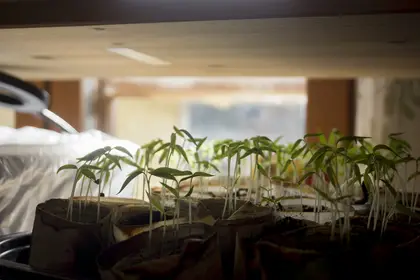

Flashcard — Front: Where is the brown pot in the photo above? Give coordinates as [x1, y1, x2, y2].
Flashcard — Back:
[193, 199, 274, 280]
[97, 222, 222, 280]
[29, 198, 113, 278]
[254, 217, 420, 280]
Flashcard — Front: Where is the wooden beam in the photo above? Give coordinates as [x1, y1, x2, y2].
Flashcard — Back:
[1, 0, 420, 28]
[306, 79, 355, 137]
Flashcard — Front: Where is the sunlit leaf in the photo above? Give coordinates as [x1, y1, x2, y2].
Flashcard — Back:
[155, 142, 170, 154]
[113, 146, 133, 158]
[373, 144, 399, 157]
[118, 169, 144, 194]
[77, 147, 108, 162]
[291, 139, 303, 153]
[158, 148, 169, 164]
[105, 154, 122, 170]
[57, 164, 77, 174]
[146, 191, 165, 213]
[160, 182, 179, 198]
[80, 168, 96, 182]
[184, 186, 194, 197]
[175, 144, 189, 164]
[304, 133, 323, 139]
[291, 145, 306, 159]
[179, 171, 214, 183]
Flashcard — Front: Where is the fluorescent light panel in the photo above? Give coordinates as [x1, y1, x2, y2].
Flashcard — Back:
[107, 48, 171, 65]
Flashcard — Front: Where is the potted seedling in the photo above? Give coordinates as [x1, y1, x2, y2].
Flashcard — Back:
[29, 146, 117, 278]
[97, 166, 219, 280]
[252, 131, 420, 280]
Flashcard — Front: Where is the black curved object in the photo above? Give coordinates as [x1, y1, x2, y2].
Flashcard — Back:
[0, 71, 78, 134]
[0, 233, 76, 280]
[0, 71, 49, 113]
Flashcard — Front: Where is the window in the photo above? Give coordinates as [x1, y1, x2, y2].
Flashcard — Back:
[183, 94, 307, 143]
[182, 93, 307, 175]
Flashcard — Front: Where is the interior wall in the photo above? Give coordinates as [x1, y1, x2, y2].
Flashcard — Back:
[356, 78, 420, 157]
[0, 107, 15, 127]
[112, 97, 182, 145]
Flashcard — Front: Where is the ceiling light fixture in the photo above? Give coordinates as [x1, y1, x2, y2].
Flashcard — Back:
[107, 48, 171, 66]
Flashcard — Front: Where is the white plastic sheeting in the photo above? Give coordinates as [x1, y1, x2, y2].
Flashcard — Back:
[0, 127, 141, 234]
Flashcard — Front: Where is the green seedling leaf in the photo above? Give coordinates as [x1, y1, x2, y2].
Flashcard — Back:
[175, 144, 189, 164]
[80, 168, 96, 182]
[380, 179, 397, 198]
[312, 186, 335, 204]
[373, 144, 399, 157]
[290, 139, 303, 154]
[291, 145, 306, 159]
[179, 129, 195, 144]
[57, 164, 77, 174]
[146, 191, 165, 213]
[77, 147, 108, 162]
[363, 172, 374, 193]
[396, 203, 420, 219]
[395, 156, 415, 165]
[161, 182, 179, 198]
[336, 136, 371, 145]
[306, 146, 330, 167]
[150, 167, 191, 180]
[118, 169, 144, 194]
[261, 197, 275, 204]
[326, 166, 338, 188]
[179, 171, 214, 183]
[304, 133, 323, 139]
[113, 146, 133, 158]
[134, 148, 141, 162]
[408, 171, 420, 182]
[195, 137, 207, 150]
[80, 164, 102, 171]
[281, 159, 292, 175]
[388, 132, 405, 138]
[319, 133, 327, 145]
[184, 186, 194, 197]
[271, 176, 288, 183]
[170, 133, 177, 150]
[257, 163, 269, 178]
[155, 142, 170, 154]
[104, 170, 111, 186]
[105, 154, 122, 170]
[120, 157, 141, 168]
[297, 171, 315, 185]
[173, 125, 183, 137]
[158, 148, 169, 164]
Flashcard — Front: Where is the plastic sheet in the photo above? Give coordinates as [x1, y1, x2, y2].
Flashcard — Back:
[0, 127, 141, 235]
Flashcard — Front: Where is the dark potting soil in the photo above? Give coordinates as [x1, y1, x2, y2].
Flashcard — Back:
[39, 199, 111, 224]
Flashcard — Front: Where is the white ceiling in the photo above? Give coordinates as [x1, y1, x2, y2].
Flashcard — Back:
[1, 13, 420, 79]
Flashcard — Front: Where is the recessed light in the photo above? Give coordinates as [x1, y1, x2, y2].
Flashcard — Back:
[107, 48, 171, 66]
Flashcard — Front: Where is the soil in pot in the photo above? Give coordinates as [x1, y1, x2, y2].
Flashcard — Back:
[251, 217, 420, 280]
[111, 204, 178, 243]
[29, 198, 113, 279]
[97, 222, 222, 280]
